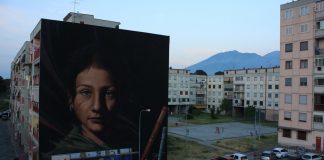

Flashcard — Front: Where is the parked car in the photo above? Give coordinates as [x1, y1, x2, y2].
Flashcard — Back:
[210, 156, 233, 160]
[272, 147, 289, 159]
[261, 151, 276, 160]
[229, 153, 248, 160]
[1, 114, 8, 120]
[301, 153, 322, 160]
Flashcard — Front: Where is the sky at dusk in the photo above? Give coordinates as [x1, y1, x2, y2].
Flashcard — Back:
[0, 0, 290, 79]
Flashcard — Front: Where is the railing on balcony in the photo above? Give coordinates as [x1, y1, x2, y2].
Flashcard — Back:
[316, 29, 324, 38]
[233, 103, 243, 107]
[315, 48, 324, 56]
[314, 122, 324, 131]
[234, 88, 244, 92]
[315, 104, 324, 111]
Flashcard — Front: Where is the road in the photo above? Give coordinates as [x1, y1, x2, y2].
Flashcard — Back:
[0, 119, 18, 160]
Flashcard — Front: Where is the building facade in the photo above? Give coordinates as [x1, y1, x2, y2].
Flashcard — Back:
[10, 12, 120, 160]
[279, 0, 324, 151]
[168, 67, 279, 121]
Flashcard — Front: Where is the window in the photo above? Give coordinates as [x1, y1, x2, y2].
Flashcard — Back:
[267, 101, 272, 107]
[275, 85, 279, 89]
[275, 75, 279, 81]
[260, 85, 264, 89]
[285, 94, 292, 104]
[260, 93, 263, 97]
[208, 85, 211, 89]
[299, 95, 307, 105]
[300, 59, 308, 69]
[285, 43, 293, 52]
[285, 9, 293, 19]
[268, 93, 272, 98]
[218, 85, 221, 89]
[285, 78, 292, 86]
[213, 85, 216, 89]
[300, 77, 307, 86]
[284, 111, 292, 120]
[260, 76, 264, 81]
[275, 94, 279, 98]
[260, 101, 263, 106]
[299, 113, 307, 122]
[247, 93, 250, 97]
[315, 78, 324, 85]
[300, 6, 309, 16]
[285, 61, 292, 69]
[254, 93, 257, 98]
[316, 58, 324, 66]
[253, 101, 257, 106]
[320, 20, 324, 29]
[283, 129, 291, 138]
[254, 85, 257, 90]
[254, 77, 258, 81]
[314, 115, 323, 123]
[297, 131, 307, 140]
[247, 77, 250, 81]
[268, 85, 272, 89]
[246, 100, 250, 105]
[180, 91, 183, 95]
[247, 85, 250, 89]
[275, 102, 278, 107]
[300, 24, 308, 33]
[300, 41, 308, 51]
[286, 26, 293, 36]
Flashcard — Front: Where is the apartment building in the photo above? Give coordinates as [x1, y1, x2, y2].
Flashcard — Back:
[225, 67, 279, 120]
[10, 12, 120, 160]
[206, 73, 224, 113]
[279, 0, 324, 151]
[168, 68, 193, 114]
[168, 67, 279, 120]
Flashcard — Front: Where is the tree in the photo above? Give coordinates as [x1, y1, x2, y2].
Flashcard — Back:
[194, 70, 207, 75]
[244, 105, 256, 121]
[214, 71, 224, 75]
[210, 106, 216, 119]
[219, 98, 231, 115]
[0, 76, 5, 95]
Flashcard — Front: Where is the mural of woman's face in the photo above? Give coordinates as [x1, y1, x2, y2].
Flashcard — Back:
[72, 65, 117, 134]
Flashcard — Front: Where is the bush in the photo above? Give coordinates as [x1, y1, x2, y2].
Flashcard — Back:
[186, 114, 194, 119]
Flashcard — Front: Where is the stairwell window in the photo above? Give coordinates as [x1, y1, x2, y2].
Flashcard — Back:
[300, 41, 308, 51]
[300, 24, 308, 33]
[300, 59, 308, 69]
[285, 78, 292, 86]
[284, 111, 292, 120]
[300, 5, 309, 16]
[300, 77, 307, 86]
[299, 113, 307, 122]
[285, 43, 293, 52]
[285, 61, 292, 69]
[299, 95, 307, 105]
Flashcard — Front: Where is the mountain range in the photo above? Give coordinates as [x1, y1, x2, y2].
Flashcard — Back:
[186, 50, 280, 75]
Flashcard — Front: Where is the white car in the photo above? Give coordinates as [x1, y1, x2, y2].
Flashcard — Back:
[301, 153, 322, 160]
[261, 151, 274, 160]
[272, 147, 289, 159]
[230, 153, 248, 160]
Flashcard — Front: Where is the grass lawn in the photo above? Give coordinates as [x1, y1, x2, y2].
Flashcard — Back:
[213, 134, 278, 153]
[167, 136, 230, 160]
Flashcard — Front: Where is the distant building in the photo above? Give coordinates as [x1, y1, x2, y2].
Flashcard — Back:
[10, 12, 120, 160]
[279, 0, 324, 151]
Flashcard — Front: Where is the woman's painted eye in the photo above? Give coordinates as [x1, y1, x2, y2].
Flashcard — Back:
[104, 89, 115, 97]
[80, 89, 91, 96]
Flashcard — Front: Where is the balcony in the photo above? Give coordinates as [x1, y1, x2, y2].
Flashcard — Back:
[315, 104, 324, 111]
[234, 88, 244, 92]
[316, 11, 324, 20]
[233, 103, 244, 107]
[316, 29, 324, 38]
[314, 122, 324, 131]
[315, 48, 324, 56]
[315, 86, 324, 93]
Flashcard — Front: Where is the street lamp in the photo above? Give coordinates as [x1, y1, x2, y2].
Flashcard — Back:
[139, 108, 151, 160]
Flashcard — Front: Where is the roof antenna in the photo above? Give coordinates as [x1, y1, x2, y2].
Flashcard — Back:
[72, 0, 80, 22]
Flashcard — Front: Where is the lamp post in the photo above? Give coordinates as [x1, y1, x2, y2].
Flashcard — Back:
[139, 108, 151, 160]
